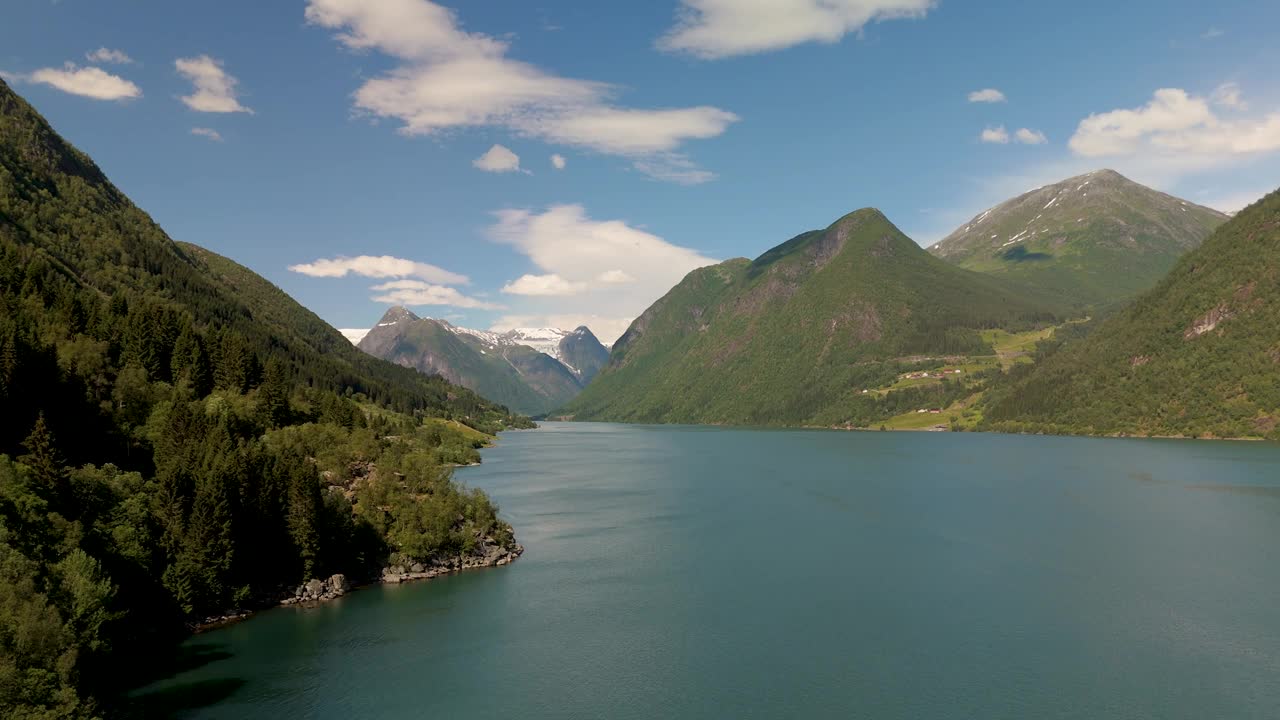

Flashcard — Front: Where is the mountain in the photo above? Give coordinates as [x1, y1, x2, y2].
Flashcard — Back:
[0, 78, 526, 715]
[560, 208, 1070, 426]
[557, 326, 610, 383]
[980, 187, 1280, 440]
[930, 169, 1228, 306]
[357, 309, 606, 415]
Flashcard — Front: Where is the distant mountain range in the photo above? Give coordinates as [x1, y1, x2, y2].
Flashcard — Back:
[562, 170, 1241, 431]
[930, 169, 1228, 307]
[981, 187, 1280, 439]
[353, 308, 609, 416]
[560, 208, 1070, 426]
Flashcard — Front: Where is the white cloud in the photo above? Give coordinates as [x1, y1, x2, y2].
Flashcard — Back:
[501, 273, 586, 296]
[486, 204, 718, 343]
[29, 64, 141, 100]
[288, 254, 469, 284]
[968, 88, 1005, 103]
[175, 55, 252, 113]
[1014, 127, 1047, 145]
[473, 144, 523, 173]
[531, 106, 740, 155]
[86, 48, 133, 65]
[1211, 82, 1246, 110]
[1202, 27, 1225, 39]
[1069, 86, 1280, 163]
[551, 153, 566, 170]
[656, 0, 933, 59]
[980, 125, 1009, 144]
[597, 269, 634, 284]
[304, 0, 737, 183]
[190, 127, 223, 142]
[370, 280, 504, 310]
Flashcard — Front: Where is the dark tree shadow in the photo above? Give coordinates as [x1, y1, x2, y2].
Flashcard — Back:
[122, 677, 247, 718]
[125, 641, 235, 687]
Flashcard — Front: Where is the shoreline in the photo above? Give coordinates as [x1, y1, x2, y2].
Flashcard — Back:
[192, 543, 525, 633]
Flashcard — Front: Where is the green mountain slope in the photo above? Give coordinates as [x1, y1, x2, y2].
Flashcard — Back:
[930, 169, 1227, 306]
[561, 208, 1070, 426]
[0, 78, 526, 715]
[358, 308, 583, 416]
[980, 187, 1280, 439]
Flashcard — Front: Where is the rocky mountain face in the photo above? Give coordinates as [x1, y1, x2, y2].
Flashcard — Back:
[557, 326, 610, 383]
[356, 309, 608, 415]
[930, 169, 1228, 307]
[980, 187, 1280, 439]
[560, 208, 1071, 426]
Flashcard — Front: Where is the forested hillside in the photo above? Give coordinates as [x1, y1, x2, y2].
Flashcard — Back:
[561, 208, 1070, 426]
[981, 187, 1280, 439]
[0, 78, 529, 717]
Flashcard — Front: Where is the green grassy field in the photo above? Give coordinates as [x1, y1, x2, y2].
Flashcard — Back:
[867, 321, 1075, 431]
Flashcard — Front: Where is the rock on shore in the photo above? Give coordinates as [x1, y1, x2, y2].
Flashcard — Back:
[280, 573, 350, 606]
[381, 540, 524, 584]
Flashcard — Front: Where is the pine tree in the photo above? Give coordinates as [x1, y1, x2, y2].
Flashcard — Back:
[258, 357, 292, 428]
[171, 323, 212, 396]
[285, 453, 322, 581]
[21, 413, 68, 512]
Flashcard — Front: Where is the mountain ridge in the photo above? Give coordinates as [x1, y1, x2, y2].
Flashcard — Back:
[561, 206, 1072, 426]
[356, 307, 608, 415]
[930, 169, 1227, 306]
[979, 186, 1280, 439]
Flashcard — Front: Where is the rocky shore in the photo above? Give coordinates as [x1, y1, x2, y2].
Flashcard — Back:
[382, 541, 523, 584]
[194, 541, 524, 631]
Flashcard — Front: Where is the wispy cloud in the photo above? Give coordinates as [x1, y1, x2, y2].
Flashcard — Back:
[656, 0, 934, 59]
[370, 279, 503, 309]
[501, 274, 586, 296]
[289, 254, 495, 310]
[288, 254, 469, 284]
[190, 127, 223, 142]
[1202, 27, 1225, 39]
[1014, 127, 1047, 144]
[86, 47, 133, 65]
[968, 88, 1005, 103]
[26, 63, 141, 100]
[980, 125, 1009, 144]
[176, 55, 252, 113]
[1210, 82, 1245, 110]
[304, 0, 737, 183]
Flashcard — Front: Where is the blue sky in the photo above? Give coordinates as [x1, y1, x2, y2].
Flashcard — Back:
[4, 0, 1280, 342]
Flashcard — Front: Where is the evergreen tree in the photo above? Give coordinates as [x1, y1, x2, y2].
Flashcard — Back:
[258, 357, 292, 428]
[170, 323, 212, 396]
[285, 453, 322, 581]
[21, 413, 68, 512]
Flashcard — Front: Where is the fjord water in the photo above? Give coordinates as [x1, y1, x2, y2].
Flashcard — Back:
[151, 424, 1280, 718]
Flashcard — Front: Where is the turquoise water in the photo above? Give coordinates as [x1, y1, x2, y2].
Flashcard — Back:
[141, 424, 1280, 718]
